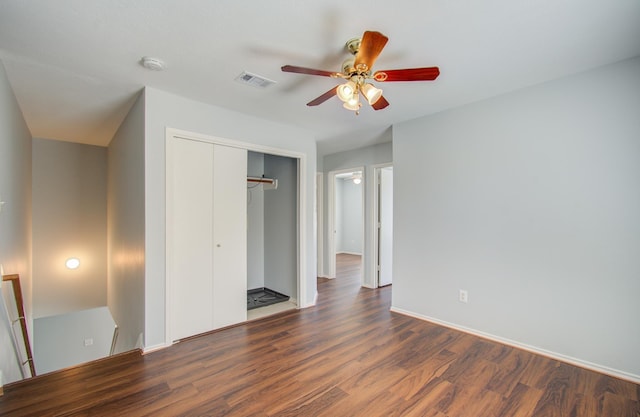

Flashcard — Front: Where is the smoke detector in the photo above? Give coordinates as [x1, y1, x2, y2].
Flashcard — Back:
[140, 56, 165, 71]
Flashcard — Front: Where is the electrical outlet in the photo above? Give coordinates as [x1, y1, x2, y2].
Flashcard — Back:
[84, 338, 94, 347]
[459, 289, 469, 303]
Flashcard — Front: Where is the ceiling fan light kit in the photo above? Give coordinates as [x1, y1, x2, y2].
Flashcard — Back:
[361, 83, 383, 105]
[343, 96, 362, 113]
[281, 30, 440, 115]
[336, 80, 357, 102]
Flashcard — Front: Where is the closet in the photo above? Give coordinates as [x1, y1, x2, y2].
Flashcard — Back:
[168, 137, 247, 341]
[166, 136, 298, 343]
[246, 152, 298, 311]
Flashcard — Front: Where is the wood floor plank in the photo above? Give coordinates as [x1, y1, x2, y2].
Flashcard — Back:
[400, 377, 457, 415]
[1, 254, 638, 416]
[485, 346, 533, 398]
[497, 382, 545, 417]
[389, 348, 457, 400]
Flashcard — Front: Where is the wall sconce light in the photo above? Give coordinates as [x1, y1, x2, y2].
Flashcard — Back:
[65, 257, 80, 270]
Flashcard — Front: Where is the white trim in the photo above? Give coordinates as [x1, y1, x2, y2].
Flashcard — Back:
[168, 127, 304, 159]
[370, 166, 379, 288]
[326, 171, 336, 279]
[165, 127, 309, 343]
[370, 163, 393, 288]
[296, 156, 310, 308]
[336, 251, 362, 256]
[390, 306, 640, 385]
[142, 343, 171, 355]
[316, 172, 324, 278]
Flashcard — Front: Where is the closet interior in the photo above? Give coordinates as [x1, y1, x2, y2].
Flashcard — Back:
[246, 151, 298, 316]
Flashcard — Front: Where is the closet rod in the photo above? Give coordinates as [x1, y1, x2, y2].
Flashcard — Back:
[247, 176, 276, 184]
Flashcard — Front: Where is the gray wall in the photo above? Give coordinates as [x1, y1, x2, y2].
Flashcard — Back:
[336, 178, 363, 254]
[264, 154, 297, 299]
[0, 61, 33, 384]
[143, 87, 317, 350]
[33, 307, 116, 375]
[107, 91, 145, 354]
[32, 139, 107, 318]
[322, 141, 392, 286]
[393, 57, 640, 380]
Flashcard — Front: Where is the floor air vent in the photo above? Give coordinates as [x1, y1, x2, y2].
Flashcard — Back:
[247, 288, 290, 310]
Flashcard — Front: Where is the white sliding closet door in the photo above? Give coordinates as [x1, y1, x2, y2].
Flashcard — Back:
[211, 145, 247, 329]
[171, 138, 214, 340]
[169, 137, 247, 341]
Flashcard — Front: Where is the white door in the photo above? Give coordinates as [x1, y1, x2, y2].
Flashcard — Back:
[171, 138, 214, 340]
[378, 167, 393, 286]
[212, 144, 247, 329]
[169, 137, 247, 341]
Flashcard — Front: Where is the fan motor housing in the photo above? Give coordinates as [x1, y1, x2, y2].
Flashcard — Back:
[345, 37, 361, 55]
[342, 58, 355, 74]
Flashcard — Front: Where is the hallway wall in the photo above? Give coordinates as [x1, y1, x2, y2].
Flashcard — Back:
[32, 138, 107, 318]
[0, 60, 33, 384]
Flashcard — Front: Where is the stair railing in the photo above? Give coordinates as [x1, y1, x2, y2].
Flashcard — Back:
[2, 274, 36, 377]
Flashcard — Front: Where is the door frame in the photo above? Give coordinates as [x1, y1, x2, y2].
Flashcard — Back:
[165, 128, 307, 345]
[371, 163, 393, 288]
[327, 166, 365, 283]
[316, 172, 324, 278]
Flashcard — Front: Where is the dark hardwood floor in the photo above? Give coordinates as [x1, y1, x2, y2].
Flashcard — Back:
[1, 253, 638, 416]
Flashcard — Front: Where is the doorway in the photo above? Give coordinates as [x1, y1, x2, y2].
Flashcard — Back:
[246, 151, 298, 320]
[327, 168, 365, 284]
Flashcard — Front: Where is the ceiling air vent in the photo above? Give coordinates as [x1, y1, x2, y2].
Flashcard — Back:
[234, 71, 276, 88]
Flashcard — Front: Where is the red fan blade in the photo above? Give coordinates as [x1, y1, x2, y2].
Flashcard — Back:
[354, 31, 388, 72]
[373, 67, 440, 82]
[371, 95, 389, 110]
[307, 87, 338, 106]
[281, 65, 337, 77]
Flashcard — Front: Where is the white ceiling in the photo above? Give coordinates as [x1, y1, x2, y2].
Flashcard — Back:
[1, 0, 639, 155]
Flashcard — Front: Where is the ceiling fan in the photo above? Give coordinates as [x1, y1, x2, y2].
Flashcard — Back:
[281, 31, 440, 115]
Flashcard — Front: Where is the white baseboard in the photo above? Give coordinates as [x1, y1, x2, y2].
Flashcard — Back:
[336, 251, 362, 256]
[318, 275, 334, 279]
[142, 342, 171, 355]
[390, 306, 640, 385]
[296, 292, 317, 309]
